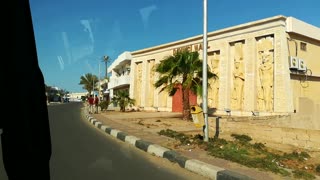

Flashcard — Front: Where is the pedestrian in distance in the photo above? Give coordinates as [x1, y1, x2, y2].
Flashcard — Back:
[94, 95, 99, 114]
[88, 95, 94, 114]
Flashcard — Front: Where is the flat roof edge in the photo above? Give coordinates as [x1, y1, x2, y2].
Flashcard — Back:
[131, 15, 287, 55]
[286, 17, 320, 41]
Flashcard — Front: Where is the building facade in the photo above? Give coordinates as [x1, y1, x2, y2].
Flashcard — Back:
[107, 51, 132, 101]
[109, 15, 320, 128]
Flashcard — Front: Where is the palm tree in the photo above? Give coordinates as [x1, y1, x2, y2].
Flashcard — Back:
[79, 73, 99, 95]
[110, 90, 135, 112]
[154, 49, 216, 120]
[102, 55, 111, 78]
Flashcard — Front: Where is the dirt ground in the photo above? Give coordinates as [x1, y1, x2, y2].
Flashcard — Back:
[101, 111, 320, 168]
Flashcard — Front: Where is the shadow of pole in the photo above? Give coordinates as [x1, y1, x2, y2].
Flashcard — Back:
[214, 116, 221, 138]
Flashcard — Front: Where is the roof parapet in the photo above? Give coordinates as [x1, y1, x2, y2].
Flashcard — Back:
[286, 17, 320, 41]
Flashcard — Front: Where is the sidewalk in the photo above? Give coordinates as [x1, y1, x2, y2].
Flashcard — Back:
[83, 109, 293, 180]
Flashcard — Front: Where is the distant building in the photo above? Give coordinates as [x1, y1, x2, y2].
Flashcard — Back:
[69, 92, 87, 101]
[97, 78, 109, 101]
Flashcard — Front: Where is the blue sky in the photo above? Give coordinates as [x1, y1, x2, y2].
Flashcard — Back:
[29, 0, 320, 93]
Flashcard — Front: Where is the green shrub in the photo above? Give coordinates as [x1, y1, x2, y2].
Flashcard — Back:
[158, 129, 191, 145]
[253, 142, 266, 150]
[99, 100, 110, 111]
[316, 164, 320, 173]
[231, 134, 252, 143]
[157, 129, 319, 178]
[281, 151, 310, 162]
[292, 170, 315, 180]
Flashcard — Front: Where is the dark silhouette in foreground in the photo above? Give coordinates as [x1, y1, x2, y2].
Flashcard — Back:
[0, 0, 52, 179]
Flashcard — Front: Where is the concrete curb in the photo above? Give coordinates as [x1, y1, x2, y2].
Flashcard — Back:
[84, 112, 252, 180]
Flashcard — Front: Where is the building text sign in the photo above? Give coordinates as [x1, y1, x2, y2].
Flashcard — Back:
[173, 43, 210, 54]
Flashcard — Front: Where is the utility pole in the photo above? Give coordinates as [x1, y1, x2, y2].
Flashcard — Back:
[103, 55, 110, 78]
[202, 0, 209, 142]
[98, 62, 101, 100]
[92, 78, 94, 96]
[102, 55, 110, 101]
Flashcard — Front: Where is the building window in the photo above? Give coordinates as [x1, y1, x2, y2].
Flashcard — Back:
[300, 42, 307, 51]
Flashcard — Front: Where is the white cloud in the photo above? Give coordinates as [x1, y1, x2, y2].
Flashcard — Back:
[62, 32, 73, 64]
[139, 5, 157, 28]
[85, 60, 94, 74]
[112, 20, 123, 41]
[80, 19, 95, 44]
[72, 45, 94, 62]
[57, 56, 65, 70]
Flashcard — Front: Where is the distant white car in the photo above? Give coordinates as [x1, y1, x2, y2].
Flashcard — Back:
[69, 98, 82, 102]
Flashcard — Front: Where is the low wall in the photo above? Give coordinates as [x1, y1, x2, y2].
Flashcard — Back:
[208, 116, 320, 152]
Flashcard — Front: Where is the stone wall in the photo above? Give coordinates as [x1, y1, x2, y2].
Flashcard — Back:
[208, 116, 320, 151]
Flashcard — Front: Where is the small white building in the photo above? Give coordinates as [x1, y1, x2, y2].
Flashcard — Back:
[69, 92, 87, 101]
[107, 51, 132, 100]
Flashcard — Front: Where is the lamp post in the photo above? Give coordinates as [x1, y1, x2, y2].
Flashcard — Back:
[202, 0, 209, 142]
[92, 77, 95, 96]
[98, 62, 101, 100]
[103, 55, 110, 78]
[102, 55, 110, 101]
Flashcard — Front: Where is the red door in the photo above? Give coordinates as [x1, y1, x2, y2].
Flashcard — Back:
[172, 85, 197, 112]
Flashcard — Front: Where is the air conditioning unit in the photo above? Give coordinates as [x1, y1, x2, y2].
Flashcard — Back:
[289, 56, 299, 69]
[298, 58, 307, 72]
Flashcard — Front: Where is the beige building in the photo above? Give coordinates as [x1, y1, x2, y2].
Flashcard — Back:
[109, 15, 320, 129]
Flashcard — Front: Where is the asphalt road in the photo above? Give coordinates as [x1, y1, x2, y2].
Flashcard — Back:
[0, 102, 207, 180]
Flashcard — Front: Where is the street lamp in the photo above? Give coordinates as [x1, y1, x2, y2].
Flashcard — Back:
[103, 55, 110, 78]
[98, 61, 101, 100]
[202, 0, 209, 142]
[92, 77, 95, 96]
[102, 55, 111, 101]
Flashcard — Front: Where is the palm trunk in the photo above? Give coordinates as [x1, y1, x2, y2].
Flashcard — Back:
[182, 87, 191, 121]
[120, 106, 125, 112]
[120, 103, 125, 112]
